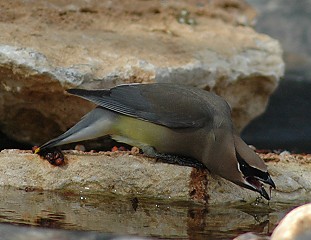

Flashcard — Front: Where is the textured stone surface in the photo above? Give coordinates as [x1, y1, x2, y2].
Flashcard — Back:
[0, 0, 284, 145]
[0, 149, 310, 204]
[271, 203, 311, 240]
[0, 150, 193, 201]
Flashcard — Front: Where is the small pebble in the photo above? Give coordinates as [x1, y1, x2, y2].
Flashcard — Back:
[111, 146, 118, 152]
[280, 150, 290, 156]
[131, 147, 140, 155]
[111, 146, 128, 152]
[75, 144, 86, 152]
[118, 146, 127, 151]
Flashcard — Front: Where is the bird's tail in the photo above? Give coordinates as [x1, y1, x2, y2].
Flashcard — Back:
[35, 107, 116, 153]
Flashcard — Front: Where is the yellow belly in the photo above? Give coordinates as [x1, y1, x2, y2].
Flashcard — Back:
[112, 115, 170, 149]
[111, 114, 204, 159]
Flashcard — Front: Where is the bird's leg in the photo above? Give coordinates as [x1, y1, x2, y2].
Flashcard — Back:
[154, 153, 207, 169]
[141, 146, 206, 169]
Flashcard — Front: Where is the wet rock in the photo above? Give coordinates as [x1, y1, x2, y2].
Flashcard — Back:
[0, 150, 310, 204]
[0, 0, 284, 145]
[271, 203, 311, 240]
[0, 223, 147, 240]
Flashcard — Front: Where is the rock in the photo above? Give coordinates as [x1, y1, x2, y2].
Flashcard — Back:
[0, 0, 284, 145]
[271, 203, 311, 240]
[247, 0, 311, 80]
[262, 153, 311, 200]
[234, 232, 270, 240]
[242, 0, 311, 153]
[0, 223, 147, 240]
[0, 149, 310, 204]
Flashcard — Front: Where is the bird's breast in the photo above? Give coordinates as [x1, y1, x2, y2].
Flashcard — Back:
[112, 115, 205, 159]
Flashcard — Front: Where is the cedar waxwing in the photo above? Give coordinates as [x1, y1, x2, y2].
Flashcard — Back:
[35, 83, 275, 200]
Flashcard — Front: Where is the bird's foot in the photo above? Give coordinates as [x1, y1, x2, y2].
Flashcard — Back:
[33, 146, 65, 166]
[154, 153, 206, 169]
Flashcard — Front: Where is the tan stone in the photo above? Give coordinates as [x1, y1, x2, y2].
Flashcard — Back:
[0, 0, 284, 144]
[271, 203, 311, 240]
[0, 150, 310, 204]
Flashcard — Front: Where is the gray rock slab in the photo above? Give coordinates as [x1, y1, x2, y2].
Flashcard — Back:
[0, 149, 310, 204]
[0, 0, 284, 144]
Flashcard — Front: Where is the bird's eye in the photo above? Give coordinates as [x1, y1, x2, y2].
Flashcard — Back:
[236, 151, 270, 181]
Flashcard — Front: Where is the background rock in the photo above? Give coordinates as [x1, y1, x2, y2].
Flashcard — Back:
[247, 0, 311, 79]
[243, 0, 311, 152]
[0, 0, 284, 146]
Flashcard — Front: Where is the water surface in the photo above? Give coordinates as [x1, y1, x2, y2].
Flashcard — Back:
[0, 187, 308, 239]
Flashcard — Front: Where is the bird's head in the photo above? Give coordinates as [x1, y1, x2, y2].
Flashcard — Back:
[233, 134, 275, 200]
[203, 129, 275, 200]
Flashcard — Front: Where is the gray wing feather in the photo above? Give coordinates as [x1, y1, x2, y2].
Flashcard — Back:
[67, 84, 229, 128]
[39, 108, 107, 149]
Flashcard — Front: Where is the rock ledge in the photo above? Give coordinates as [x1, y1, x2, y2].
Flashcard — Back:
[0, 149, 309, 204]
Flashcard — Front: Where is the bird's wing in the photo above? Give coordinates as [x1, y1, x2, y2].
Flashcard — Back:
[67, 83, 229, 128]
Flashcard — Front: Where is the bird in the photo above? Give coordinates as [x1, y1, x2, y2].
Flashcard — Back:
[35, 83, 275, 200]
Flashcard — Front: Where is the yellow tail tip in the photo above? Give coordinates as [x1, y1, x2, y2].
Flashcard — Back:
[34, 147, 41, 154]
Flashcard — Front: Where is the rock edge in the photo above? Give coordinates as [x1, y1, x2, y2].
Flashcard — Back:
[0, 149, 309, 204]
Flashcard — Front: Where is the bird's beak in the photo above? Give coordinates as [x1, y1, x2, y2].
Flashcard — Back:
[261, 174, 276, 189]
[244, 173, 276, 200]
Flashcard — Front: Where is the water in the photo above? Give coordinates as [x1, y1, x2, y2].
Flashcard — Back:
[0, 187, 308, 239]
